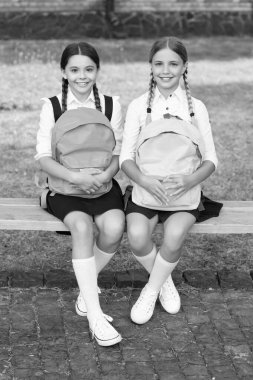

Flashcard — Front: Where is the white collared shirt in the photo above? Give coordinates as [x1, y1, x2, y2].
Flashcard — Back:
[35, 89, 123, 160]
[119, 86, 218, 168]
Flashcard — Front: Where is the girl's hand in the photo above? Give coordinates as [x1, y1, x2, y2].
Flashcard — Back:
[93, 170, 111, 185]
[163, 174, 193, 199]
[70, 171, 103, 194]
[140, 175, 169, 204]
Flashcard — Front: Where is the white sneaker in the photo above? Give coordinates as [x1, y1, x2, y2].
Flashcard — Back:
[90, 314, 122, 347]
[75, 293, 87, 317]
[130, 284, 158, 324]
[75, 287, 101, 317]
[159, 275, 181, 314]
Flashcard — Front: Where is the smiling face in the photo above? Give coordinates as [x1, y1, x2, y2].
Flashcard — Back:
[62, 54, 98, 101]
[151, 47, 187, 98]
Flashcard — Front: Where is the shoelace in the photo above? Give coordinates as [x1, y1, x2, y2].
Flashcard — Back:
[135, 288, 157, 312]
[90, 314, 114, 340]
[160, 279, 178, 300]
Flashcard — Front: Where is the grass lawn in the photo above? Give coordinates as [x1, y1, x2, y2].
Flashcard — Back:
[0, 37, 252, 273]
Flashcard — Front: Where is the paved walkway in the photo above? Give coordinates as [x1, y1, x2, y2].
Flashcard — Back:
[1, 283, 253, 380]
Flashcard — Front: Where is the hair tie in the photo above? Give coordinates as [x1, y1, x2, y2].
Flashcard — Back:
[190, 112, 195, 117]
[147, 107, 151, 114]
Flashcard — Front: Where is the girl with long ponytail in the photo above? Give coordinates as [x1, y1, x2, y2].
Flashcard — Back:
[120, 36, 222, 325]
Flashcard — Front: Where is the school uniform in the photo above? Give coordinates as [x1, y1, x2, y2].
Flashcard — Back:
[119, 85, 222, 222]
[35, 89, 124, 221]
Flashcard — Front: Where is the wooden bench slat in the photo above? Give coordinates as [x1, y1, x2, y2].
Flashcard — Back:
[0, 198, 253, 234]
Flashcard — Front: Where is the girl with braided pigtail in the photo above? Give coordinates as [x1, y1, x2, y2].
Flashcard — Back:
[120, 36, 222, 325]
[35, 42, 125, 346]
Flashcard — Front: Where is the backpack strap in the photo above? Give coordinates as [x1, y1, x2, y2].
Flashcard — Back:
[104, 95, 113, 121]
[49, 96, 62, 122]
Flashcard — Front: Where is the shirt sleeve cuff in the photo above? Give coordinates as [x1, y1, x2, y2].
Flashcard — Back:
[34, 152, 52, 161]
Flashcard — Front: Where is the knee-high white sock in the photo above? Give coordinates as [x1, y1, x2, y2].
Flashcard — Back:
[132, 244, 157, 273]
[148, 251, 179, 293]
[94, 242, 116, 275]
[72, 257, 103, 324]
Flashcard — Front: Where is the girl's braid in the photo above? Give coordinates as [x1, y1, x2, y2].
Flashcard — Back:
[183, 69, 195, 122]
[61, 78, 68, 113]
[93, 83, 102, 112]
[145, 71, 156, 126]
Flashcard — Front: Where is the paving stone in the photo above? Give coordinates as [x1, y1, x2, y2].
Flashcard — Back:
[223, 290, 253, 303]
[183, 269, 219, 289]
[181, 293, 202, 307]
[122, 348, 151, 362]
[44, 374, 70, 380]
[40, 337, 69, 374]
[218, 269, 253, 289]
[182, 364, 209, 377]
[190, 324, 221, 345]
[229, 305, 253, 318]
[225, 344, 252, 360]
[160, 374, 186, 380]
[233, 362, 253, 377]
[0, 289, 9, 304]
[1, 286, 253, 380]
[36, 288, 59, 303]
[98, 270, 115, 288]
[178, 352, 205, 366]
[0, 347, 11, 374]
[128, 375, 158, 380]
[200, 290, 224, 303]
[97, 346, 122, 362]
[100, 375, 128, 380]
[11, 344, 41, 368]
[154, 359, 182, 373]
[207, 364, 238, 378]
[62, 309, 90, 336]
[36, 292, 65, 338]
[125, 361, 155, 375]
[100, 361, 126, 376]
[172, 269, 184, 286]
[115, 270, 132, 288]
[13, 368, 44, 379]
[11, 288, 36, 304]
[164, 315, 188, 330]
[9, 271, 43, 288]
[115, 269, 149, 288]
[0, 326, 10, 346]
[151, 348, 175, 360]
[184, 306, 210, 324]
[241, 328, 253, 345]
[237, 316, 253, 328]
[0, 272, 9, 287]
[9, 305, 37, 344]
[71, 359, 100, 379]
[213, 318, 240, 331]
[172, 341, 199, 353]
[203, 353, 232, 367]
[204, 303, 232, 320]
[44, 269, 77, 289]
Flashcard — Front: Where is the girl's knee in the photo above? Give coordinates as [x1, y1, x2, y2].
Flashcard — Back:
[127, 224, 150, 252]
[69, 217, 93, 238]
[102, 215, 125, 241]
[163, 227, 186, 253]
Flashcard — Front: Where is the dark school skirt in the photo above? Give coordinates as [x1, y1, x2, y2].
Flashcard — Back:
[46, 179, 124, 222]
[124, 185, 223, 224]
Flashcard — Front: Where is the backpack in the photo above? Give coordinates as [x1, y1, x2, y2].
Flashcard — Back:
[132, 114, 204, 211]
[39, 95, 115, 200]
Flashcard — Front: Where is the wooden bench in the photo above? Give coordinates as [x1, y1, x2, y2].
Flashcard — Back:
[0, 198, 253, 234]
